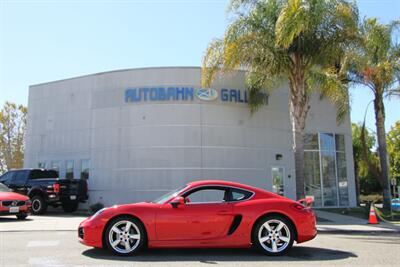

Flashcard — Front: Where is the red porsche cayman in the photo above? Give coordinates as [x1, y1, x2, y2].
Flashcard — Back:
[78, 180, 316, 256]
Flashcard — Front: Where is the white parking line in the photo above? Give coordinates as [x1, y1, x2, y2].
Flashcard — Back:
[27, 240, 60, 247]
[28, 256, 63, 267]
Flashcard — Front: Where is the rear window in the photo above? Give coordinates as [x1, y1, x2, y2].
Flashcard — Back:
[230, 188, 254, 201]
[29, 170, 59, 179]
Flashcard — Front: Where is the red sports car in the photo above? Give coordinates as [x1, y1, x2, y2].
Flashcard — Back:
[79, 180, 316, 256]
[0, 182, 31, 219]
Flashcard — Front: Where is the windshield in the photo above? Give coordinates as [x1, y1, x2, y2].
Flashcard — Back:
[0, 183, 11, 192]
[152, 186, 187, 204]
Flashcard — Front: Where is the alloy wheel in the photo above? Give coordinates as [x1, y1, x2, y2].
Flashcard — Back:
[32, 199, 41, 213]
[258, 219, 291, 253]
[108, 220, 141, 254]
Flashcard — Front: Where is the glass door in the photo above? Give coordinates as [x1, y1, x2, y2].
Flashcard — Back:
[271, 166, 285, 196]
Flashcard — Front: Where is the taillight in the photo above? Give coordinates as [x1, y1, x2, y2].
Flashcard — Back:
[53, 183, 60, 193]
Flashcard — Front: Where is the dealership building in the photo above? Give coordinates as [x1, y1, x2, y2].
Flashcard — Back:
[24, 67, 356, 207]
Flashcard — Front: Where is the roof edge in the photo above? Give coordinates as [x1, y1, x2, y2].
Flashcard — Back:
[29, 66, 203, 88]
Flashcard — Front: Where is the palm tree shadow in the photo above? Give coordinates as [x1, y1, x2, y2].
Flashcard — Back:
[82, 246, 357, 262]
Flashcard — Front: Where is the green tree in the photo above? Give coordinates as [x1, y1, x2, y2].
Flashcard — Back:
[202, 0, 358, 199]
[387, 121, 400, 182]
[345, 19, 400, 209]
[352, 123, 381, 197]
[0, 102, 27, 174]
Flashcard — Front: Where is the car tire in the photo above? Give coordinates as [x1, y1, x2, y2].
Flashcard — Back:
[62, 202, 79, 213]
[104, 216, 146, 256]
[31, 195, 47, 215]
[252, 215, 295, 256]
[16, 214, 28, 220]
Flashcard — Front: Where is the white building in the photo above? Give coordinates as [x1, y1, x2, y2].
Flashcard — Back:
[24, 67, 356, 207]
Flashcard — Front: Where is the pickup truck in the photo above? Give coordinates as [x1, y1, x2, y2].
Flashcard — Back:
[0, 169, 88, 214]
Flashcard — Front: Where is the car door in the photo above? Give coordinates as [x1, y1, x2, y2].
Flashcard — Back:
[155, 186, 234, 241]
[8, 171, 29, 195]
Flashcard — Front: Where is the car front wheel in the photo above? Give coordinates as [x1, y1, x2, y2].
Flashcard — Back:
[104, 216, 146, 256]
[31, 195, 47, 215]
[253, 215, 295, 255]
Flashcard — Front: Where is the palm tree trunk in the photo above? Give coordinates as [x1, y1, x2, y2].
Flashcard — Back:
[293, 124, 306, 200]
[373, 93, 391, 210]
[354, 159, 360, 205]
[289, 70, 309, 200]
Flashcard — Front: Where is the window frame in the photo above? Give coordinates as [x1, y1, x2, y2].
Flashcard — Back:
[303, 132, 349, 207]
[181, 185, 255, 204]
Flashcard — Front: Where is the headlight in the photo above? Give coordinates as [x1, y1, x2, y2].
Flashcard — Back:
[91, 208, 107, 220]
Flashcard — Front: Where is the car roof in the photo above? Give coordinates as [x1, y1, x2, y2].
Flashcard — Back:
[187, 180, 265, 193]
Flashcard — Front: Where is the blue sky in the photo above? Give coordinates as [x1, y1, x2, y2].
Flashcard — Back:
[1, 0, 399, 134]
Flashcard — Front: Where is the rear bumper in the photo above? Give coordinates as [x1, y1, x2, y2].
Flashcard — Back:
[296, 210, 317, 243]
[46, 194, 88, 204]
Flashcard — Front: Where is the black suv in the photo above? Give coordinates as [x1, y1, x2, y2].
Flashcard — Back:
[0, 169, 88, 214]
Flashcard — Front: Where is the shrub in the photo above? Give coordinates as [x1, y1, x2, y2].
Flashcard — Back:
[89, 202, 104, 214]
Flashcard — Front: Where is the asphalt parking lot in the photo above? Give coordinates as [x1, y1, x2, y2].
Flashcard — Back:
[1, 214, 400, 267]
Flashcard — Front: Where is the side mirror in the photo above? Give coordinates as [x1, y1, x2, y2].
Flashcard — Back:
[170, 196, 185, 208]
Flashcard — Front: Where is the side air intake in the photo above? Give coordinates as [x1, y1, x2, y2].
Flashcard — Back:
[228, 215, 243, 235]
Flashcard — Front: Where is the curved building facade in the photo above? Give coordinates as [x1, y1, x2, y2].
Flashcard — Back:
[24, 67, 356, 207]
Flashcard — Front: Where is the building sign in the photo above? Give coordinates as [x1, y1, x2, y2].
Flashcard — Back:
[196, 88, 218, 101]
[124, 87, 268, 105]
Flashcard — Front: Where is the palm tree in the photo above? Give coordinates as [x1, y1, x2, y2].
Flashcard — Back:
[202, 0, 358, 200]
[346, 18, 400, 209]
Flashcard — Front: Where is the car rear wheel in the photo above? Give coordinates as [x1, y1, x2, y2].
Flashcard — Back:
[62, 202, 79, 213]
[16, 214, 28, 220]
[253, 215, 295, 255]
[31, 195, 47, 215]
[104, 216, 145, 256]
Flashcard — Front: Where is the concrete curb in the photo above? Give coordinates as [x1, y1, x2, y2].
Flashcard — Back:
[317, 228, 400, 234]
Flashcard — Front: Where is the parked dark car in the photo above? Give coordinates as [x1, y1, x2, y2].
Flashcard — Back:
[0, 169, 88, 214]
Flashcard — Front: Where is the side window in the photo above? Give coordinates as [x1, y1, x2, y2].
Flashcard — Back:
[29, 170, 58, 179]
[0, 172, 15, 184]
[186, 188, 226, 203]
[11, 171, 29, 185]
[230, 188, 253, 201]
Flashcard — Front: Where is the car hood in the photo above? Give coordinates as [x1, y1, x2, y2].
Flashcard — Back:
[115, 202, 157, 209]
[0, 192, 29, 201]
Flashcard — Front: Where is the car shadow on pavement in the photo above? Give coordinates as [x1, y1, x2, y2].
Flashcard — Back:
[82, 246, 357, 262]
[0, 217, 33, 222]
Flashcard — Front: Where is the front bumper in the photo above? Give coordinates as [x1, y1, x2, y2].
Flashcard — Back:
[78, 217, 105, 248]
[0, 205, 31, 216]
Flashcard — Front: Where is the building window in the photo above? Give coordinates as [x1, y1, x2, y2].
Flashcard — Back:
[38, 162, 46, 169]
[304, 133, 349, 207]
[304, 151, 322, 206]
[66, 160, 74, 179]
[51, 161, 60, 176]
[271, 167, 284, 196]
[80, 159, 90, 180]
